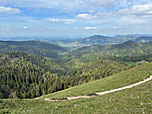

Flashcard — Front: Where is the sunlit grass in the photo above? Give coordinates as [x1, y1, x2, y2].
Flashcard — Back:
[39, 63, 152, 98]
[0, 80, 151, 114]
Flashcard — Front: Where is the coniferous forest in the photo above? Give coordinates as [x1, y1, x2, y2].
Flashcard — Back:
[0, 51, 129, 98]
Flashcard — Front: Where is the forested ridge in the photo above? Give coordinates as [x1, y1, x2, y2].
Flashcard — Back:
[67, 41, 152, 57]
[0, 52, 129, 99]
[61, 41, 152, 63]
[0, 41, 67, 58]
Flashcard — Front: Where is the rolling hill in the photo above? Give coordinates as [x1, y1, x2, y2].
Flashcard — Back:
[0, 40, 67, 58]
[63, 41, 152, 63]
[134, 36, 152, 42]
[71, 35, 113, 45]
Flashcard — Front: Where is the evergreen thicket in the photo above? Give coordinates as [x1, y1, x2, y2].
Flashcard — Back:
[0, 52, 128, 99]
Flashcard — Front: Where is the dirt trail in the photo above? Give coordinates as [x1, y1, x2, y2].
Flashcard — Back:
[45, 75, 152, 101]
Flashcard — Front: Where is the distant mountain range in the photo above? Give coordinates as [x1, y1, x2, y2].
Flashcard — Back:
[114, 34, 152, 38]
[54, 34, 152, 48]
[0, 34, 152, 48]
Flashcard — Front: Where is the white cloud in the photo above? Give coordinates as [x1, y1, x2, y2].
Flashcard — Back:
[49, 18, 75, 24]
[84, 27, 97, 29]
[0, 6, 21, 14]
[1, 0, 152, 37]
[23, 26, 28, 29]
[1, 0, 152, 14]
[76, 12, 117, 19]
[78, 4, 152, 19]
[0, 0, 126, 13]
[119, 4, 152, 17]
[76, 13, 94, 19]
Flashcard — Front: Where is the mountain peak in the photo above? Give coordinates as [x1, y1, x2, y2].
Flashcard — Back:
[88, 35, 110, 39]
[124, 40, 136, 44]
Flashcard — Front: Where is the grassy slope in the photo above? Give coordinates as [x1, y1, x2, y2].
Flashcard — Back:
[40, 63, 152, 98]
[0, 63, 152, 114]
[0, 80, 151, 114]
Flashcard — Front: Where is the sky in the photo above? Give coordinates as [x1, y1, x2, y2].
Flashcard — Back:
[0, 0, 152, 39]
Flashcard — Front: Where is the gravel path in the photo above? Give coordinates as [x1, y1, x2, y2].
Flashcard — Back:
[45, 75, 152, 101]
